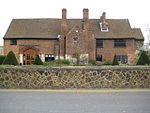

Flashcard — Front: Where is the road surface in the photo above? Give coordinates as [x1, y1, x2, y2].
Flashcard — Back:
[0, 89, 150, 113]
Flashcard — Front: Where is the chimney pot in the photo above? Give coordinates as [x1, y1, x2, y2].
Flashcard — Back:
[102, 12, 106, 18]
[62, 8, 67, 20]
[100, 12, 106, 23]
[83, 8, 89, 19]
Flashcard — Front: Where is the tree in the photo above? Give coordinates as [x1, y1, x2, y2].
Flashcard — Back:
[3, 51, 18, 65]
[34, 55, 43, 65]
[136, 51, 150, 65]
[112, 55, 119, 66]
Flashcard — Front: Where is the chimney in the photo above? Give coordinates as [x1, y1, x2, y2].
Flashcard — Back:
[60, 8, 68, 58]
[62, 8, 67, 20]
[61, 8, 68, 35]
[100, 12, 106, 21]
[83, 8, 89, 20]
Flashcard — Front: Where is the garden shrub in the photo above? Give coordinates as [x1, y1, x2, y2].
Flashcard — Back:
[44, 59, 70, 66]
[3, 51, 18, 65]
[112, 55, 119, 66]
[58, 59, 70, 64]
[76, 53, 80, 65]
[103, 61, 112, 65]
[136, 51, 150, 65]
[0, 55, 6, 65]
[34, 55, 43, 65]
[89, 60, 97, 65]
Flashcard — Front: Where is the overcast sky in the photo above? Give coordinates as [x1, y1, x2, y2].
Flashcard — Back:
[0, 0, 150, 45]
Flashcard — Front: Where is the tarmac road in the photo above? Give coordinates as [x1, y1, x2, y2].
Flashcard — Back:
[0, 89, 150, 113]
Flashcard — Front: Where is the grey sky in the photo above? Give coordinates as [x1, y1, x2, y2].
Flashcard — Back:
[0, 0, 150, 45]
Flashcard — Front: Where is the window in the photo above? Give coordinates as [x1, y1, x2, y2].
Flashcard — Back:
[10, 39, 17, 45]
[73, 37, 78, 45]
[116, 55, 128, 63]
[96, 40, 103, 48]
[100, 22, 109, 32]
[96, 55, 102, 61]
[45, 54, 55, 61]
[114, 40, 126, 48]
[75, 30, 79, 33]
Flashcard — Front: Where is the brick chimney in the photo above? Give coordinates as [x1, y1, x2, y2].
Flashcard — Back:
[83, 8, 89, 20]
[60, 8, 68, 59]
[62, 8, 67, 20]
[61, 8, 68, 35]
[100, 12, 106, 22]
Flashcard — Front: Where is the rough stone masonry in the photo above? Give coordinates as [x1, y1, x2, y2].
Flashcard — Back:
[0, 66, 150, 89]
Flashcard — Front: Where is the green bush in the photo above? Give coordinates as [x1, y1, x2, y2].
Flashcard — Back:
[34, 55, 43, 65]
[76, 53, 80, 65]
[0, 55, 6, 65]
[136, 51, 150, 65]
[44, 59, 70, 66]
[58, 59, 70, 64]
[89, 60, 97, 65]
[103, 61, 112, 65]
[148, 54, 150, 60]
[3, 51, 18, 65]
[112, 55, 119, 66]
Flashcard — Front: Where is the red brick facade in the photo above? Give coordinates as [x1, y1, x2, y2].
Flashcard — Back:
[4, 39, 59, 64]
[96, 39, 136, 62]
[3, 9, 144, 64]
[65, 21, 96, 61]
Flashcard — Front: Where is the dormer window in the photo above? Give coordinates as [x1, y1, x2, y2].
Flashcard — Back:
[100, 12, 109, 32]
[100, 22, 109, 32]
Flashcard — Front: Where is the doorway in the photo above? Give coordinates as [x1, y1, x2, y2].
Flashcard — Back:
[23, 49, 37, 65]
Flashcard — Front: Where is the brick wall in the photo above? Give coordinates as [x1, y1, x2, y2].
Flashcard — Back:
[4, 38, 142, 64]
[66, 22, 96, 60]
[96, 39, 136, 63]
[4, 39, 59, 61]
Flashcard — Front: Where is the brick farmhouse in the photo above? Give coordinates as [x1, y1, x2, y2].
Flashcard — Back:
[3, 8, 144, 65]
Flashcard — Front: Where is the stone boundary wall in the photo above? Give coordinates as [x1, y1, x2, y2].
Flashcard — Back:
[0, 66, 150, 89]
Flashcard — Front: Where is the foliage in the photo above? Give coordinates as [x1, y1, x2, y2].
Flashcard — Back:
[135, 55, 140, 63]
[112, 55, 119, 66]
[148, 53, 150, 60]
[89, 60, 97, 65]
[44, 59, 70, 66]
[2, 51, 18, 65]
[136, 51, 150, 65]
[76, 53, 80, 66]
[103, 61, 112, 65]
[34, 55, 43, 65]
[58, 59, 70, 64]
[0, 55, 6, 65]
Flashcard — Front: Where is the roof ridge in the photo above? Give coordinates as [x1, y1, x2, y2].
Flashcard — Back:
[13, 18, 61, 20]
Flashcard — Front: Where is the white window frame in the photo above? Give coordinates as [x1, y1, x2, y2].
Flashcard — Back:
[100, 22, 109, 32]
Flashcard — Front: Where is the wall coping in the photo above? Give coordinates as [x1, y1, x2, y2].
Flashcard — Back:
[0, 66, 150, 70]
